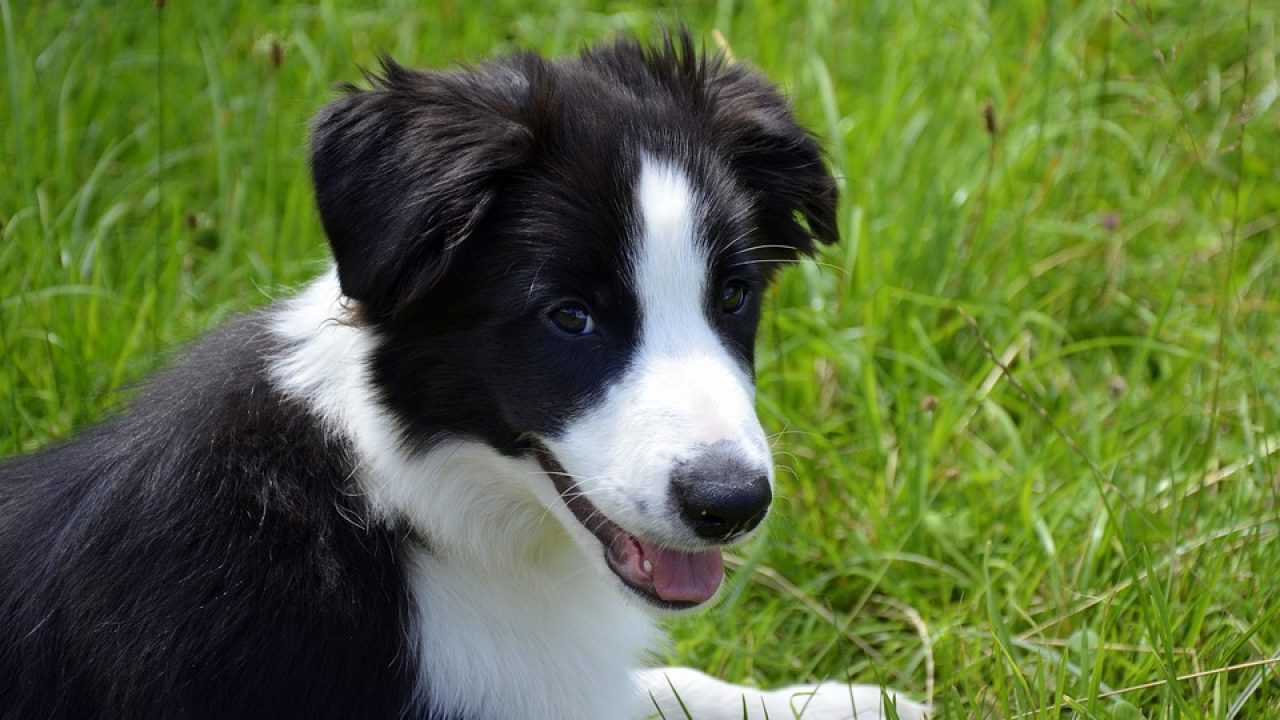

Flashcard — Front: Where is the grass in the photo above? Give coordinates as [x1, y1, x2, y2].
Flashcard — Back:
[2, 0, 1278, 717]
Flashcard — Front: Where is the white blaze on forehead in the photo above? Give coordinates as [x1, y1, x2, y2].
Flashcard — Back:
[633, 157, 711, 355]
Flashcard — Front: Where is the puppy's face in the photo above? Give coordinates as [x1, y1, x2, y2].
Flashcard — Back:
[311, 36, 837, 610]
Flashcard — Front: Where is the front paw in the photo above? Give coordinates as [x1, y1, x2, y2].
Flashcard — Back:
[766, 682, 929, 720]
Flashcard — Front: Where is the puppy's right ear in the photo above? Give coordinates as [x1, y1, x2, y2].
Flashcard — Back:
[310, 58, 540, 315]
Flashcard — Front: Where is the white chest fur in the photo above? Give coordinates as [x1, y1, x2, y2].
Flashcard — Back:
[405, 543, 655, 720]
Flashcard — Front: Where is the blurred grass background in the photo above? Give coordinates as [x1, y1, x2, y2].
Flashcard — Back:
[2, 1, 1278, 717]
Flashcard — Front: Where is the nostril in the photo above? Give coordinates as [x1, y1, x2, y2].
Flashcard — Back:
[693, 509, 729, 534]
[744, 501, 770, 531]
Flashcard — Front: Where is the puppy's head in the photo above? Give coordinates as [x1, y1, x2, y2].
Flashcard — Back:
[311, 33, 837, 610]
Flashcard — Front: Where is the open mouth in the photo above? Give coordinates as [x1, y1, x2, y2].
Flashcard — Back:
[532, 442, 724, 609]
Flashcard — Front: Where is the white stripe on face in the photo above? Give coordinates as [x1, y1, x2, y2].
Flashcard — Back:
[543, 155, 772, 548]
[631, 160, 706, 353]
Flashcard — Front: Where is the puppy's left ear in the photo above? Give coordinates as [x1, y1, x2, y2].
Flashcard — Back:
[708, 59, 839, 255]
[310, 57, 543, 315]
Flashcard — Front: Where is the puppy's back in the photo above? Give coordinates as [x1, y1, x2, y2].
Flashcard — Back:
[0, 313, 419, 720]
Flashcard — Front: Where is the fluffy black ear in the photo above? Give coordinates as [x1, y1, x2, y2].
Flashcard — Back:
[310, 57, 542, 314]
[704, 49, 839, 255]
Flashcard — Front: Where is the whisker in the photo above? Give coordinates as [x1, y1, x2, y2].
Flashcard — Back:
[767, 429, 818, 441]
[771, 450, 801, 466]
[773, 464, 800, 483]
[726, 258, 851, 277]
[716, 243, 799, 262]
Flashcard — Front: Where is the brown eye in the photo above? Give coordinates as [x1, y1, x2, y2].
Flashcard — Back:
[549, 304, 596, 336]
[720, 280, 749, 314]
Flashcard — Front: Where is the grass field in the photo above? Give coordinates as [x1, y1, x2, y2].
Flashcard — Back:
[3, 1, 1279, 717]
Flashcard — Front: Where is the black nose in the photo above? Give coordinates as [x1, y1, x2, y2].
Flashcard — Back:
[670, 443, 772, 541]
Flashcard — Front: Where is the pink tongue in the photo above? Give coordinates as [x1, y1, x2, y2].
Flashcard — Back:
[638, 541, 724, 604]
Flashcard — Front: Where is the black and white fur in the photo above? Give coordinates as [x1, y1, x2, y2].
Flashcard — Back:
[0, 35, 926, 720]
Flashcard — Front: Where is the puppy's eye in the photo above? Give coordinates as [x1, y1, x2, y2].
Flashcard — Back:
[549, 304, 596, 336]
[720, 280, 749, 314]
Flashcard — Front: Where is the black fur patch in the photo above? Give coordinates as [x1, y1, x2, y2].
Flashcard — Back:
[0, 315, 427, 719]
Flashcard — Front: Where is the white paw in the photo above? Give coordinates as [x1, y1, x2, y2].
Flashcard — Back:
[764, 682, 929, 720]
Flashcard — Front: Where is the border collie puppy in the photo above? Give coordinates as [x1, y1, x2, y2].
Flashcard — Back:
[0, 34, 926, 720]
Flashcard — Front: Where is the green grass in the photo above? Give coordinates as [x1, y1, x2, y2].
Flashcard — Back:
[3, 1, 1278, 717]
